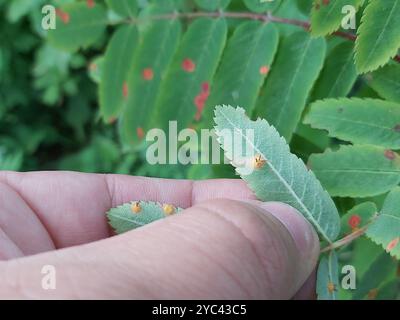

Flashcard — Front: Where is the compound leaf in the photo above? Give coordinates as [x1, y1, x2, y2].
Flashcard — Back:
[119, 19, 181, 146]
[355, 0, 400, 73]
[311, 0, 364, 37]
[304, 98, 400, 149]
[368, 63, 400, 103]
[47, 2, 107, 52]
[308, 145, 400, 197]
[366, 187, 400, 259]
[255, 31, 326, 142]
[200, 21, 279, 127]
[152, 18, 227, 132]
[99, 25, 138, 122]
[214, 105, 340, 243]
[311, 42, 358, 100]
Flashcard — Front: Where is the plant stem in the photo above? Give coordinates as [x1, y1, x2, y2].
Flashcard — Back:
[320, 225, 368, 253]
[122, 10, 400, 64]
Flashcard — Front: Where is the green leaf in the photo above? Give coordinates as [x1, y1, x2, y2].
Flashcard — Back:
[255, 31, 326, 142]
[355, 0, 400, 73]
[295, 0, 313, 15]
[243, 0, 282, 13]
[194, 0, 231, 11]
[152, 18, 227, 132]
[304, 98, 400, 149]
[352, 251, 398, 299]
[339, 202, 377, 238]
[214, 105, 340, 243]
[105, 0, 138, 18]
[119, 19, 181, 146]
[107, 201, 182, 234]
[366, 187, 400, 259]
[88, 56, 104, 84]
[201, 21, 279, 127]
[47, 2, 107, 52]
[308, 145, 400, 198]
[316, 250, 339, 300]
[368, 63, 400, 103]
[311, 0, 363, 37]
[311, 42, 358, 100]
[99, 25, 138, 122]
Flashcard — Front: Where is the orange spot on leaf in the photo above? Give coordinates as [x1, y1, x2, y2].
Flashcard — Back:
[384, 149, 396, 160]
[142, 68, 154, 81]
[87, 0, 95, 8]
[259, 65, 269, 75]
[348, 214, 361, 230]
[182, 58, 196, 72]
[137, 127, 145, 140]
[322, 0, 330, 5]
[387, 237, 400, 251]
[122, 82, 129, 98]
[327, 282, 336, 294]
[56, 9, 70, 24]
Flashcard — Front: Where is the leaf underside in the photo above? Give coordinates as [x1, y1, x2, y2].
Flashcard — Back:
[316, 250, 339, 300]
[214, 105, 340, 243]
[107, 201, 182, 234]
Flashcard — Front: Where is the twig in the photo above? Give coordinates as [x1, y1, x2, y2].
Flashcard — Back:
[320, 225, 369, 253]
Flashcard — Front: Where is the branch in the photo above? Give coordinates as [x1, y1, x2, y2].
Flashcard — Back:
[124, 11, 400, 64]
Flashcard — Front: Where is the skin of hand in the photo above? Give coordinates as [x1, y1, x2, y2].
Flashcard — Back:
[0, 171, 319, 299]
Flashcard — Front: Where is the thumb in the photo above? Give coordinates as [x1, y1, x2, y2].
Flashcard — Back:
[0, 199, 319, 299]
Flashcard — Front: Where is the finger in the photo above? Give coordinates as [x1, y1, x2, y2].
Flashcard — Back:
[0, 171, 254, 249]
[0, 199, 319, 299]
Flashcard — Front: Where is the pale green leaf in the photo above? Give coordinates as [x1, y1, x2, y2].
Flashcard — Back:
[107, 201, 182, 234]
[366, 187, 400, 259]
[311, 0, 364, 36]
[368, 63, 400, 103]
[47, 2, 107, 52]
[308, 145, 400, 197]
[304, 98, 400, 149]
[316, 250, 339, 300]
[355, 0, 400, 73]
[88, 56, 104, 84]
[255, 31, 326, 142]
[119, 19, 181, 146]
[105, 0, 138, 18]
[152, 18, 227, 132]
[214, 105, 340, 243]
[311, 42, 358, 100]
[99, 25, 138, 122]
[200, 21, 279, 127]
[194, 0, 231, 11]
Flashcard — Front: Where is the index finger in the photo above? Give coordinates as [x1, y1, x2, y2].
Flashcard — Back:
[0, 171, 256, 250]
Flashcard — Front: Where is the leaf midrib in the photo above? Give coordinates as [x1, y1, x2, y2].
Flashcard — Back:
[217, 109, 333, 243]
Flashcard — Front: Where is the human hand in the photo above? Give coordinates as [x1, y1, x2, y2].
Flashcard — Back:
[0, 171, 319, 299]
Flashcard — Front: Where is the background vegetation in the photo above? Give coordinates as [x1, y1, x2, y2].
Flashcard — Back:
[0, 0, 399, 299]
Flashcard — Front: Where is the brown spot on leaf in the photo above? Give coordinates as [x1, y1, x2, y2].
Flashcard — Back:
[108, 117, 117, 124]
[89, 63, 97, 71]
[337, 107, 343, 113]
[322, 0, 330, 5]
[182, 58, 196, 72]
[327, 282, 336, 294]
[142, 68, 154, 81]
[393, 124, 400, 132]
[253, 154, 267, 169]
[384, 149, 396, 160]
